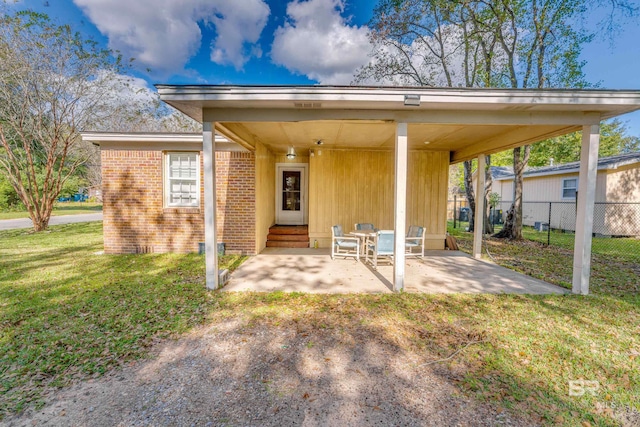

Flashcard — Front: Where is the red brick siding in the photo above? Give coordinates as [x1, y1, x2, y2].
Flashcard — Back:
[101, 150, 256, 254]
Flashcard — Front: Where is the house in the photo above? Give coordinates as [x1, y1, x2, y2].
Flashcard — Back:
[492, 153, 640, 236]
[82, 86, 640, 295]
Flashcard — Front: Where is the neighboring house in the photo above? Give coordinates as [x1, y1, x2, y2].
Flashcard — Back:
[492, 152, 640, 236]
[82, 85, 640, 293]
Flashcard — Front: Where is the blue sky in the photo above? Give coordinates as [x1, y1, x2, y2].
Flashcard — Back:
[13, 0, 640, 136]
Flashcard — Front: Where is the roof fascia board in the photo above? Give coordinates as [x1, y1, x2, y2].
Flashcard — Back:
[494, 169, 580, 180]
[494, 158, 640, 180]
[157, 85, 640, 106]
[81, 132, 209, 143]
[94, 140, 248, 152]
[81, 132, 249, 152]
[606, 158, 640, 170]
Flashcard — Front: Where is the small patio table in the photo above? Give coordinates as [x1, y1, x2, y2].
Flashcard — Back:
[350, 229, 377, 257]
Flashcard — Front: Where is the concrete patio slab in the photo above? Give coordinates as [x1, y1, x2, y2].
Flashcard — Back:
[223, 248, 568, 294]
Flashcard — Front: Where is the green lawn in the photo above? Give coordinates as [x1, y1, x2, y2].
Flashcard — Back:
[1, 222, 638, 425]
[451, 220, 640, 265]
[0, 222, 244, 417]
[0, 202, 102, 220]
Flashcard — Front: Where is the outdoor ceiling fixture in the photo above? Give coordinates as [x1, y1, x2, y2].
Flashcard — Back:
[286, 146, 297, 159]
[404, 94, 421, 106]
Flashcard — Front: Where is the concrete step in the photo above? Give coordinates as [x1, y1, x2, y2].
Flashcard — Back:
[269, 225, 308, 235]
[266, 240, 309, 248]
[267, 233, 309, 242]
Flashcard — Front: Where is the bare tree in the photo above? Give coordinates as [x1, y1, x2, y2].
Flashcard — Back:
[0, 10, 134, 230]
[356, 0, 636, 239]
[81, 85, 201, 193]
[355, 0, 497, 232]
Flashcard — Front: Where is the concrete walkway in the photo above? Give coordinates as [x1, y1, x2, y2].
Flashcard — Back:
[224, 248, 568, 294]
[0, 213, 103, 230]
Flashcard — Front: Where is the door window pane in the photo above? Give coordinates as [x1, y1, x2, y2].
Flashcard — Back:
[283, 171, 300, 191]
[282, 171, 301, 211]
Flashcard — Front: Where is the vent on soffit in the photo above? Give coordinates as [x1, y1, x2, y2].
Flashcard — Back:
[294, 102, 322, 108]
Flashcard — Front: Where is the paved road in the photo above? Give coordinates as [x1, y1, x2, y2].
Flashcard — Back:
[0, 213, 103, 231]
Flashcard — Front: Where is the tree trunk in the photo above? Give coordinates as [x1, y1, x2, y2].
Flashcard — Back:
[463, 160, 476, 232]
[31, 215, 50, 232]
[494, 146, 529, 239]
[26, 197, 54, 231]
[484, 154, 494, 234]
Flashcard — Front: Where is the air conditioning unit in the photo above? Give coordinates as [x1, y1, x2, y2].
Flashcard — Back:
[534, 221, 549, 232]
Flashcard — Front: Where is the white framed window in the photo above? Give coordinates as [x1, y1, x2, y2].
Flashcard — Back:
[562, 178, 578, 200]
[164, 152, 200, 207]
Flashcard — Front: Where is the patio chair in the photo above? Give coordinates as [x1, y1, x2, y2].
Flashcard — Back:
[365, 230, 395, 269]
[331, 225, 360, 261]
[354, 222, 376, 231]
[405, 225, 425, 258]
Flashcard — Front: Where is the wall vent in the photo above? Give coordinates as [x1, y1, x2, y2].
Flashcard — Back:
[135, 246, 154, 254]
[294, 102, 322, 109]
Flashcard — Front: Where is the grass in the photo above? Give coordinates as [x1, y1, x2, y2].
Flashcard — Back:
[0, 222, 244, 417]
[210, 292, 640, 427]
[449, 221, 640, 295]
[0, 202, 102, 220]
[1, 222, 638, 426]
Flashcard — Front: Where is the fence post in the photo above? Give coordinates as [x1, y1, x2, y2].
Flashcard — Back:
[454, 195, 457, 229]
[547, 202, 552, 246]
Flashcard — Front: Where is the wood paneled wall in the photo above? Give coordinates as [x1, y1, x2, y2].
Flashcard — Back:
[274, 154, 310, 164]
[407, 151, 450, 247]
[255, 141, 275, 252]
[309, 149, 448, 249]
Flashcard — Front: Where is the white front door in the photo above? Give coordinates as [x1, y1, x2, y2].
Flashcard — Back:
[276, 164, 307, 225]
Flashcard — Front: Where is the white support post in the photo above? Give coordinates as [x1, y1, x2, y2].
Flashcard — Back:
[572, 124, 600, 295]
[473, 155, 486, 259]
[393, 122, 408, 292]
[203, 122, 219, 290]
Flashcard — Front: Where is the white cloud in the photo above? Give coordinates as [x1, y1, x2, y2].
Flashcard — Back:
[73, 0, 270, 74]
[271, 0, 371, 84]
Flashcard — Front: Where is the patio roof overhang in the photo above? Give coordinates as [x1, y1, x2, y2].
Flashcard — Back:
[155, 85, 640, 294]
[156, 85, 640, 163]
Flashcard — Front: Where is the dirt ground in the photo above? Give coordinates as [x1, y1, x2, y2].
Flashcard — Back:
[2, 317, 538, 427]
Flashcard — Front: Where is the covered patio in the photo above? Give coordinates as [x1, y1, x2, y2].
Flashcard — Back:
[224, 248, 567, 294]
[158, 85, 640, 295]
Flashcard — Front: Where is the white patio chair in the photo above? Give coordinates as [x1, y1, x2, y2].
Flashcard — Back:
[405, 225, 425, 258]
[354, 222, 376, 231]
[331, 225, 360, 261]
[365, 230, 395, 269]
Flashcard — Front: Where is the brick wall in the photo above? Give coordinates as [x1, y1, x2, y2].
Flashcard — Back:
[101, 149, 256, 254]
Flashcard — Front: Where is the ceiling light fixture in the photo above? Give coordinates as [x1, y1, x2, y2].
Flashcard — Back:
[404, 94, 421, 106]
[286, 146, 297, 159]
[316, 140, 324, 145]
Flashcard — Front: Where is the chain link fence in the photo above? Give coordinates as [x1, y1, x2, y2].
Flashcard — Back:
[448, 199, 640, 262]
